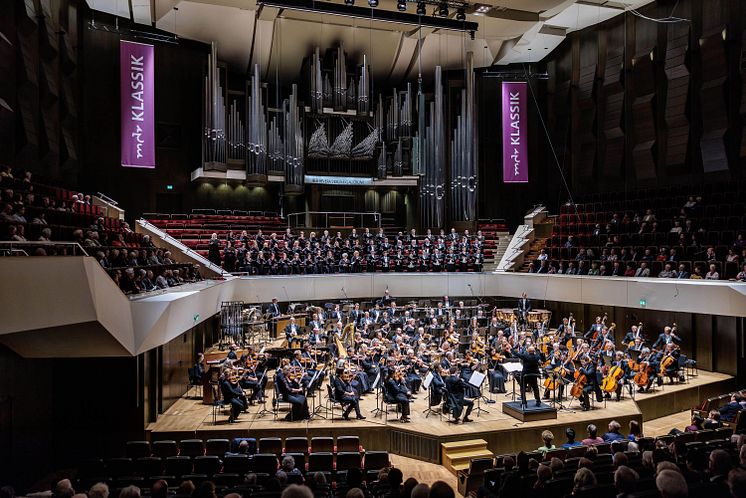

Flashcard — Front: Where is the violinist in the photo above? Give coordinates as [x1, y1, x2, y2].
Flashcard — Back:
[221, 370, 248, 423]
[402, 349, 423, 393]
[291, 350, 314, 387]
[487, 346, 507, 394]
[652, 326, 682, 350]
[543, 349, 573, 400]
[238, 357, 266, 404]
[277, 365, 310, 421]
[384, 367, 412, 422]
[459, 351, 481, 399]
[333, 369, 365, 420]
[444, 366, 474, 424]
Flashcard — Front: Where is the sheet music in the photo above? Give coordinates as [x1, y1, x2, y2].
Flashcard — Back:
[503, 362, 523, 374]
[468, 370, 486, 388]
[423, 371, 434, 389]
[371, 371, 381, 390]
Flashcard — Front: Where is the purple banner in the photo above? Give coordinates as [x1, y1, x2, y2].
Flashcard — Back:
[120, 40, 155, 168]
[502, 81, 528, 183]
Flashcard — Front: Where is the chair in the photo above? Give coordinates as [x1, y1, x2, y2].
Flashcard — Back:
[567, 445, 587, 458]
[165, 456, 192, 477]
[181, 474, 208, 485]
[336, 436, 361, 453]
[107, 458, 134, 478]
[194, 455, 221, 475]
[251, 453, 279, 474]
[211, 384, 230, 425]
[284, 437, 309, 454]
[457, 457, 495, 496]
[308, 452, 334, 473]
[544, 448, 567, 461]
[186, 366, 203, 399]
[126, 441, 152, 459]
[259, 437, 283, 456]
[206, 438, 231, 457]
[135, 457, 163, 477]
[223, 454, 250, 474]
[211, 473, 242, 487]
[179, 439, 205, 458]
[311, 437, 335, 453]
[326, 384, 344, 421]
[152, 440, 178, 458]
[336, 452, 362, 472]
[363, 451, 390, 473]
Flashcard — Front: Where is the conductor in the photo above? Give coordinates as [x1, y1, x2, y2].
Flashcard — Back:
[515, 345, 542, 407]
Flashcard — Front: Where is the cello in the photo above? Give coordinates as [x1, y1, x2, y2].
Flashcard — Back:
[601, 361, 624, 393]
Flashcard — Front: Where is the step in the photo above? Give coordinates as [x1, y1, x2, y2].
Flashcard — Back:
[441, 439, 488, 451]
[446, 448, 494, 467]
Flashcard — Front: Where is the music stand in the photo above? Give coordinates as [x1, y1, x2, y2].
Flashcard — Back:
[254, 368, 272, 417]
[422, 371, 440, 418]
[307, 369, 326, 419]
[468, 371, 488, 416]
[370, 371, 384, 417]
[503, 362, 523, 401]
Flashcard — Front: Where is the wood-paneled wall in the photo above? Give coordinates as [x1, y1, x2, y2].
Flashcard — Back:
[543, 0, 746, 193]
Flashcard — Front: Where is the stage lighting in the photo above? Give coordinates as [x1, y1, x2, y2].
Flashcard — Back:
[368, 0, 378, 6]
[397, 0, 407, 11]
[345, 0, 355, 5]
[456, 7, 465, 20]
[416, 1, 426, 15]
[438, 3, 448, 16]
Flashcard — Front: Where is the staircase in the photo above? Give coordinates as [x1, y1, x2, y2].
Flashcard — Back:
[519, 238, 548, 271]
[441, 439, 492, 475]
[484, 232, 510, 271]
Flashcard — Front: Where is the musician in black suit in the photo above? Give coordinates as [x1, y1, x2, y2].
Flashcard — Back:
[384, 369, 411, 422]
[277, 366, 310, 421]
[333, 371, 365, 420]
[193, 353, 205, 384]
[577, 355, 601, 411]
[445, 366, 474, 423]
[622, 324, 645, 346]
[651, 326, 682, 350]
[268, 298, 281, 317]
[517, 293, 532, 326]
[308, 327, 325, 347]
[515, 345, 542, 407]
[221, 373, 247, 423]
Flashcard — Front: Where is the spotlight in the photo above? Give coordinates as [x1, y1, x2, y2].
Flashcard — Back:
[456, 7, 465, 20]
[416, 1, 426, 15]
[438, 2, 448, 16]
[368, 0, 378, 6]
[397, 0, 407, 11]
[345, 0, 354, 5]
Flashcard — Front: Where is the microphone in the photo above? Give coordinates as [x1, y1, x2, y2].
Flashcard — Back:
[282, 285, 290, 302]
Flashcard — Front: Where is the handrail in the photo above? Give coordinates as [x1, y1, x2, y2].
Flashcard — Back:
[0, 240, 90, 256]
[286, 211, 382, 230]
[137, 218, 230, 277]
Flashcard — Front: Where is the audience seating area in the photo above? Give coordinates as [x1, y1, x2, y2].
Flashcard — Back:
[527, 181, 746, 280]
[0, 168, 202, 295]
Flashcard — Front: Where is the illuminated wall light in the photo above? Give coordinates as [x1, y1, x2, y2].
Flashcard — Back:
[397, 0, 407, 11]
[368, 0, 378, 6]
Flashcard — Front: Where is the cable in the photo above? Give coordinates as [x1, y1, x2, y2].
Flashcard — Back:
[521, 64, 580, 225]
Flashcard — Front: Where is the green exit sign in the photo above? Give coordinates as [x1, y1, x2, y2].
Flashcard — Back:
[193, 313, 200, 322]
[166, 184, 174, 191]
[639, 299, 647, 308]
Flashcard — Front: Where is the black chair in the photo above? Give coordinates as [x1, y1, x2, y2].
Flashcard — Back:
[211, 473, 242, 487]
[223, 454, 250, 474]
[186, 366, 203, 399]
[152, 440, 178, 458]
[194, 455, 221, 475]
[165, 456, 192, 477]
[311, 437, 335, 453]
[181, 474, 208, 485]
[107, 458, 134, 478]
[135, 457, 163, 477]
[308, 452, 334, 474]
[179, 439, 205, 458]
[284, 437, 309, 454]
[363, 451, 389, 473]
[336, 452, 362, 472]
[206, 438, 230, 457]
[251, 453, 279, 474]
[259, 437, 283, 456]
[336, 436, 361, 453]
[126, 441, 152, 459]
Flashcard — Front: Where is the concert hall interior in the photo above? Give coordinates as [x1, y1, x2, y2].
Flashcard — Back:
[3, 0, 746, 498]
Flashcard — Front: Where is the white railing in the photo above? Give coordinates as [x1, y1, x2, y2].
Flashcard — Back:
[495, 224, 534, 272]
[136, 218, 230, 277]
[287, 211, 382, 230]
[0, 241, 90, 257]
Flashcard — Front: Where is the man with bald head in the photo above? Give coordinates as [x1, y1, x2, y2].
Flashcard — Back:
[515, 344, 542, 407]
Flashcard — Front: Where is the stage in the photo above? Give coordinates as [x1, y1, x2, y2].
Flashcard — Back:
[148, 370, 734, 464]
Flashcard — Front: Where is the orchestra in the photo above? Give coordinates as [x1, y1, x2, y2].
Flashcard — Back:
[204, 292, 693, 424]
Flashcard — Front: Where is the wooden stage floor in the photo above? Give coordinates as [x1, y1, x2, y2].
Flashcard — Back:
[148, 370, 733, 463]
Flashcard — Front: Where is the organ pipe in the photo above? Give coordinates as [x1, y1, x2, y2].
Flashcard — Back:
[449, 52, 477, 222]
[246, 63, 267, 185]
[420, 66, 445, 228]
[227, 100, 246, 163]
[284, 84, 305, 194]
[203, 42, 226, 171]
[357, 55, 370, 114]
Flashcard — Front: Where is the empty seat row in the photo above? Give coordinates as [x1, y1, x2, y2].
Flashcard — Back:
[126, 436, 364, 460]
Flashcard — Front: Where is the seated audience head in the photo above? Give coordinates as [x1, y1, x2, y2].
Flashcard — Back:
[346, 490, 365, 498]
[176, 481, 195, 497]
[54, 479, 74, 498]
[549, 457, 564, 474]
[428, 481, 455, 498]
[151, 480, 169, 498]
[728, 468, 746, 498]
[710, 449, 732, 479]
[614, 466, 639, 495]
[411, 483, 430, 498]
[118, 486, 141, 498]
[541, 430, 554, 447]
[656, 470, 688, 498]
[88, 484, 109, 498]
[281, 485, 314, 498]
[656, 461, 681, 476]
[573, 467, 597, 491]
[613, 451, 629, 468]
[536, 465, 552, 485]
